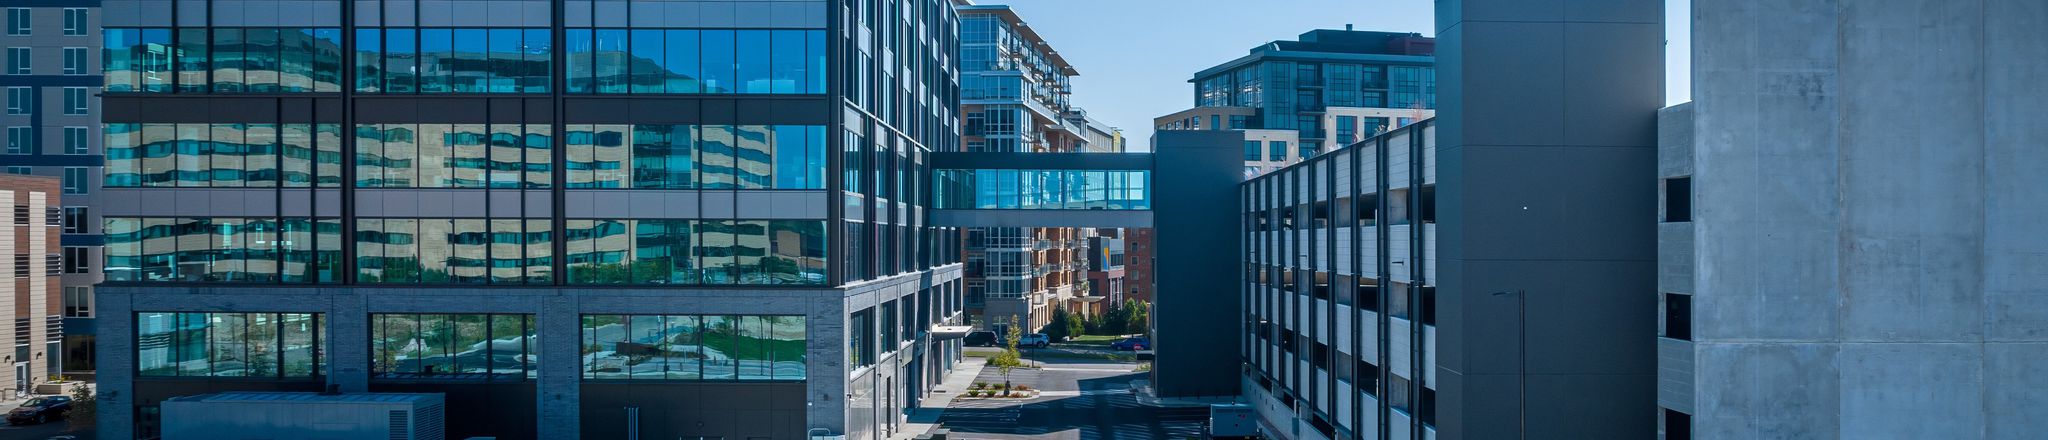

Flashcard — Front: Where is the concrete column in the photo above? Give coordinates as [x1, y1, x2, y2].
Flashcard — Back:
[95, 289, 136, 440]
[327, 289, 370, 392]
[807, 294, 847, 435]
[1435, 0, 1664, 438]
[537, 293, 581, 439]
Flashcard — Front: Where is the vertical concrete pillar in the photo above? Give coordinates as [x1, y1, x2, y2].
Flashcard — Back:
[537, 293, 581, 439]
[1434, 0, 1663, 438]
[807, 296, 847, 434]
[327, 289, 370, 392]
[96, 289, 136, 440]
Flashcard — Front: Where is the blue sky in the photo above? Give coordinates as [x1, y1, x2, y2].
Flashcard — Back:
[976, 0, 1691, 151]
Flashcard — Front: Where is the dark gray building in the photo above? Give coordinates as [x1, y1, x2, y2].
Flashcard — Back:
[91, 0, 967, 439]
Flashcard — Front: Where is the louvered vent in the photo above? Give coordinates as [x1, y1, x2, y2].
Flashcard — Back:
[414, 403, 445, 440]
[388, 410, 409, 440]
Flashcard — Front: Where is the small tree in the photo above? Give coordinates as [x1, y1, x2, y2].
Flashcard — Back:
[987, 316, 1025, 391]
[66, 383, 95, 431]
[1062, 309, 1085, 343]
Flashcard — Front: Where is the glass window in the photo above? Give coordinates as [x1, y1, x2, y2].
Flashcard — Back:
[450, 29, 487, 92]
[699, 30, 734, 94]
[372, 314, 531, 380]
[733, 220, 769, 283]
[384, 29, 418, 93]
[698, 125, 737, 189]
[663, 30, 700, 93]
[566, 29, 592, 93]
[209, 29, 246, 92]
[768, 220, 827, 285]
[1269, 141, 1286, 161]
[136, 312, 324, 378]
[699, 315, 738, 379]
[629, 29, 664, 93]
[522, 29, 550, 93]
[417, 28, 453, 92]
[242, 28, 282, 92]
[697, 220, 737, 284]
[354, 29, 384, 92]
[487, 29, 522, 93]
[357, 218, 420, 283]
[737, 30, 771, 94]
[63, 87, 89, 115]
[734, 125, 772, 189]
[566, 219, 629, 284]
[806, 30, 826, 94]
[767, 31, 801, 93]
[566, 124, 627, 188]
[448, 124, 488, 188]
[523, 124, 551, 188]
[632, 219, 691, 284]
[630, 124, 677, 188]
[593, 29, 628, 93]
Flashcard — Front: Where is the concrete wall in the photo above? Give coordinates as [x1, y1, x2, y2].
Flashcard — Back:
[1434, 0, 1663, 438]
[1687, 1, 2048, 438]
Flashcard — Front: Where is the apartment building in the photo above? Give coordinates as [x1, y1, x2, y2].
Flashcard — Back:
[0, 175, 62, 398]
[1241, 119, 1437, 440]
[955, 3, 1100, 331]
[1157, 28, 1435, 178]
[90, 0, 966, 439]
[0, 2, 101, 379]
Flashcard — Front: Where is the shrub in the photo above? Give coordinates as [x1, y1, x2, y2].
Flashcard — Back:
[1009, 392, 1025, 398]
[972, 382, 987, 390]
[1015, 384, 1031, 391]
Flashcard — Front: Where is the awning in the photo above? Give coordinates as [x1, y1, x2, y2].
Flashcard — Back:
[930, 325, 975, 340]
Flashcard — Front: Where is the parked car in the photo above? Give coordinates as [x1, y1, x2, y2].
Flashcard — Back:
[6, 396, 71, 425]
[964, 331, 999, 347]
[1110, 337, 1151, 351]
[1018, 333, 1051, 348]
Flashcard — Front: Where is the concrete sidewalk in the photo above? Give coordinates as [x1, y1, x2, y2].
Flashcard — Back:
[889, 357, 987, 440]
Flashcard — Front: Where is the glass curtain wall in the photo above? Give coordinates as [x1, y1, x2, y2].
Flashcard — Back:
[371, 313, 537, 380]
[135, 312, 324, 378]
[580, 314, 806, 381]
[564, 219, 826, 286]
[104, 217, 344, 283]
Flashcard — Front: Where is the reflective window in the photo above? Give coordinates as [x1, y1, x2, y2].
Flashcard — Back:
[569, 124, 825, 190]
[136, 312, 323, 378]
[580, 314, 805, 381]
[566, 29, 823, 95]
[355, 123, 549, 188]
[107, 27, 341, 93]
[357, 218, 552, 285]
[565, 219, 825, 286]
[104, 123, 344, 188]
[934, 170, 1151, 210]
[103, 217, 344, 283]
[371, 314, 535, 380]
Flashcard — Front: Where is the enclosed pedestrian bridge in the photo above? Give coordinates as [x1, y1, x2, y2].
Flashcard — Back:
[930, 151, 1157, 228]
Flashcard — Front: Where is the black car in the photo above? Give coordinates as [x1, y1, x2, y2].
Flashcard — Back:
[963, 331, 999, 347]
[6, 396, 72, 425]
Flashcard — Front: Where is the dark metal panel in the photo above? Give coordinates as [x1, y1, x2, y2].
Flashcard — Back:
[1151, 130, 1247, 398]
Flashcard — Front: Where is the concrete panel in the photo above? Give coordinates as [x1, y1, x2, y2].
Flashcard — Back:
[1985, 343, 2048, 439]
[1838, 343, 1983, 439]
[1691, 343, 1840, 440]
[702, 191, 737, 219]
[1984, 0, 2048, 341]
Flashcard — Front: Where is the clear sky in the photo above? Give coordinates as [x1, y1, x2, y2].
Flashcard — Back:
[973, 0, 1691, 151]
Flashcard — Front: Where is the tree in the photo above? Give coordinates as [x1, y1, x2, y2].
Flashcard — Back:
[1044, 307, 1072, 342]
[1124, 300, 1151, 335]
[987, 316, 1025, 391]
[1100, 301, 1128, 336]
[66, 383, 94, 431]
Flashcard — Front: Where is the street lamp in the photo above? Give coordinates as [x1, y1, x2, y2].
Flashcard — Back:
[1491, 289, 1528, 439]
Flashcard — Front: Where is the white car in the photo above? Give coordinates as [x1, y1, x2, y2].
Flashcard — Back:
[1018, 333, 1051, 348]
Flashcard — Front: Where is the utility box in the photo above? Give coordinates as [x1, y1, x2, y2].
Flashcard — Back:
[1209, 403, 1258, 438]
[161, 392, 446, 440]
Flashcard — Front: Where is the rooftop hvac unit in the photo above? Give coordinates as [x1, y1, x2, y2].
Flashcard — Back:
[161, 391, 446, 440]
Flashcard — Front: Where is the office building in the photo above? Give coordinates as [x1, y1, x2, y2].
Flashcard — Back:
[0, 1, 101, 380]
[955, 3, 1105, 331]
[1662, 2, 2048, 439]
[1240, 119, 1438, 440]
[0, 174, 63, 398]
[90, 0, 966, 439]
